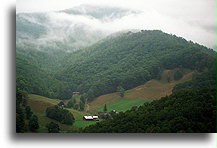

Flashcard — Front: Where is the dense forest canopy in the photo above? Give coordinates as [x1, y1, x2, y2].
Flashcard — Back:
[16, 30, 216, 100]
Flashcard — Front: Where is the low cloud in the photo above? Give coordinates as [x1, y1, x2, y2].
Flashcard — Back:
[17, 1, 216, 49]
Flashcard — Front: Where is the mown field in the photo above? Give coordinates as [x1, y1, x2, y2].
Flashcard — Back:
[89, 69, 195, 111]
[97, 100, 150, 112]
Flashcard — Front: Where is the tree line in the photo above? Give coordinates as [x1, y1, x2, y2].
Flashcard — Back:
[83, 88, 216, 133]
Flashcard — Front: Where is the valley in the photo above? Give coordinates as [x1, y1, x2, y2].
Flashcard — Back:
[16, 5, 216, 133]
[25, 68, 197, 132]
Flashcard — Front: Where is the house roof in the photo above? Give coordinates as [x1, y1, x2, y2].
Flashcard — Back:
[84, 116, 93, 119]
[93, 116, 99, 119]
[83, 116, 99, 119]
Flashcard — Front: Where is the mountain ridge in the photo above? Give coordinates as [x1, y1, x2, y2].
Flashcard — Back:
[16, 29, 215, 100]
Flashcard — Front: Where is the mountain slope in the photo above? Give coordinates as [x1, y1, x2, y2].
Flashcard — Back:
[16, 52, 73, 99]
[16, 28, 215, 100]
[89, 68, 195, 111]
[84, 88, 216, 133]
[56, 30, 215, 100]
[16, 5, 143, 99]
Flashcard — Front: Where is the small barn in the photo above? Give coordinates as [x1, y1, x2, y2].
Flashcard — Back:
[83, 116, 99, 121]
[92, 116, 99, 121]
[83, 116, 93, 121]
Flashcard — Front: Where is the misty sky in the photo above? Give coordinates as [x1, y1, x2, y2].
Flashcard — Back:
[17, 0, 216, 49]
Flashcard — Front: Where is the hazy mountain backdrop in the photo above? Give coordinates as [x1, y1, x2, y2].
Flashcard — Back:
[16, 4, 216, 133]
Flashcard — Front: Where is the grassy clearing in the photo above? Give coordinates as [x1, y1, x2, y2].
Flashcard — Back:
[125, 70, 195, 100]
[73, 121, 98, 128]
[89, 93, 120, 111]
[90, 69, 195, 111]
[97, 99, 150, 112]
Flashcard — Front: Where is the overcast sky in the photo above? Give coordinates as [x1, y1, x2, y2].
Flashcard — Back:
[16, 0, 216, 49]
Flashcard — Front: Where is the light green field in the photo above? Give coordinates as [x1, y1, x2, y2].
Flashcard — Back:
[97, 99, 150, 112]
[73, 121, 98, 128]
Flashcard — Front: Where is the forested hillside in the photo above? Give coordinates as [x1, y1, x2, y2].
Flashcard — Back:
[83, 58, 216, 133]
[173, 66, 216, 92]
[83, 88, 216, 133]
[16, 4, 216, 134]
[16, 50, 72, 99]
[55, 30, 215, 100]
[17, 30, 215, 100]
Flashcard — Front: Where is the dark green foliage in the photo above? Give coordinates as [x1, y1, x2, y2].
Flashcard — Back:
[79, 101, 85, 111]
[67, 99, 76, 108]
[117, 86, 125, 98]
[58, 101, 65, 107]
[16, 90, 28, 133]
[25, 106, 33, 120]
[87, 89, 95, 102]
[46, 122, 60, 133]
[16, 112, 25, 133]
[16, 30, 215, 101]
[16, 49, 72, 99]
[29, 115, 39, 132]
[83, 88, 216, 133]
[16, 90, 28, 107]
[103, 104, 107, 112]
[46, 105, 75, 125]
[56, 30, 215, 100]
[131, 106, 138, 111]
[174, 69, 184, 80]
[173, 66, 216, 92]
[80, 93, 88, 103]
[73, 104, 79, 110]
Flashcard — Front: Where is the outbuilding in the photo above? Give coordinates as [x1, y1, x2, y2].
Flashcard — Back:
[83, 116, 99, 121]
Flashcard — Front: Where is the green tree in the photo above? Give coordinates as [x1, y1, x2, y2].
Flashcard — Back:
[25, 106, 33, 120]
[67, 99, 76, 108]
[16, 112, 25, 133]
[80, 93, 88, 104]
[16, 90, 28, 133]
[79, 101, 85, 111]
[73, 104, 79, 110]
[174, 69, 184, 80]
[117, 86, 125, 98]
[103, 104, 107, 112]
[87, 88, 95, 102]
[29, 115, 39, 132]
[46, 105, 75, 125]
[58, 101, 65, 107]
[46, 122, 60, 133]
[62, 112, 75, 125]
